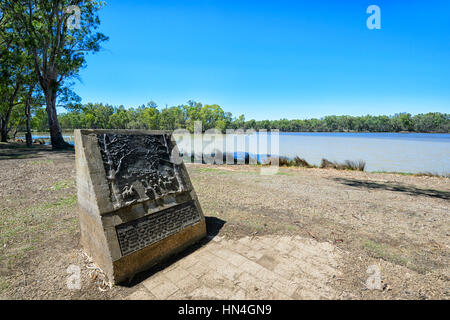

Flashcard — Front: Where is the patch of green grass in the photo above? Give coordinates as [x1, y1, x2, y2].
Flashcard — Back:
[363, 239, 409, 267]
[0, 194, 78, 268]
[195, 167, 233, 174]
[41, 195, 77, 210]
[372, 171, 415, 176]
[5, 245, 37, 264]
[372, 171, 449, 178]
[235, 170, 259, 175]
[0, 154, 33, 160]
[275, 171, 294, 176]
[31, 159, 54, 165]
[363, 239, 386, 256]
[66, 219, 80, 233]
[50, 179, 74, 191]
[285, 224, 298, 232]
[0, 277, 10, 294]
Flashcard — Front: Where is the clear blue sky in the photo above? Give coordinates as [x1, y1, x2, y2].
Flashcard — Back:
[71, 0, 450, 120]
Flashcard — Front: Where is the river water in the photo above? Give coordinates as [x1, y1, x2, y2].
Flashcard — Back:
[276, 132, 449, 175]
[23, 132, 450, 174]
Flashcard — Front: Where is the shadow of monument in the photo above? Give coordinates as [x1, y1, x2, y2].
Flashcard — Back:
[121, 216, 226, 287]
[332, 177, 450, 200]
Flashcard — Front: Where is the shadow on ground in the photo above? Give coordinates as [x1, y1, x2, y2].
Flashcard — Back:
[333, 177, 450, 200]
[0, 143, 74, 160]
[121, 216, 226, 287]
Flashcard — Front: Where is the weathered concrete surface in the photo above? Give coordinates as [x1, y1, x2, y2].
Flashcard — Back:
[75, 130, 206, 284]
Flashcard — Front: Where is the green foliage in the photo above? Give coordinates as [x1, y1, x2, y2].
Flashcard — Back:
[53, 101, 450, 133]
[56, 101, 248, 132]
[31, 108, 48, 132]
[1, 0, 108, 147]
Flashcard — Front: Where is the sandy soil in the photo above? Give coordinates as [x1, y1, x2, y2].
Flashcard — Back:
[0, 143, 449, 299]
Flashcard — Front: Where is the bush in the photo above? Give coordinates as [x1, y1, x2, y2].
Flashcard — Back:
[320, 158, 365, 171]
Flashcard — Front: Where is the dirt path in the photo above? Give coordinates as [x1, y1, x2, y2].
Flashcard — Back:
[0, 144, 449, 299]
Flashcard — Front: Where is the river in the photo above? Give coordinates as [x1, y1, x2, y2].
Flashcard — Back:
[21, 132, 450, 175]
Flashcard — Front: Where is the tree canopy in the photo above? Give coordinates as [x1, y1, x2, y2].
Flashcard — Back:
[1, 0, 107, 148]
[53, 102, 450, 133]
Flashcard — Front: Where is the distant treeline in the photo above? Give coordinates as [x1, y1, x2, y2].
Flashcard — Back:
[31, 101, 450, 133]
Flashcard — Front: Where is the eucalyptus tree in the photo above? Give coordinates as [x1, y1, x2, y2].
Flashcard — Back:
[0, 10, 43, 144]
[0, 22, 27, 142]
[0, 49, 43, 144]
[3, 0, 108, 149]
[23, 79, 45, 146]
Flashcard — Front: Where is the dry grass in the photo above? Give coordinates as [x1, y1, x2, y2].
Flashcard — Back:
[321, 158, 366, 171]
[186, 152, 367, 172]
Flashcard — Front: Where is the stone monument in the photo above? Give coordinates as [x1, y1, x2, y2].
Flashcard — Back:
[74, 130, 206, 283]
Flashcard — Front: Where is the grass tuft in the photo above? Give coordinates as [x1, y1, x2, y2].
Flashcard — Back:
[273, 156, 314, 168]
[321, 158, 366, 171]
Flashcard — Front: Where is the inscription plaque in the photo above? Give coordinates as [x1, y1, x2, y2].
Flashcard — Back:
[116, 201, 201, 256]
[75, 130, 206, 283]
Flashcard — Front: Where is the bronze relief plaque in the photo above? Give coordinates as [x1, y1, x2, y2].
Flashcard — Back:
[97, 133, 188, 209]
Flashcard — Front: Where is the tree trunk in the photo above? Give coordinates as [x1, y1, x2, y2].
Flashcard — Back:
[25, 84, 35, 147]
[0, 105, 13, 142]
[44, 88, 72, 150]
[25, 103, 32, 147]
[12, 127, 18, 140]
[0, 118, 7, 142]
[1, 82, 22, 143]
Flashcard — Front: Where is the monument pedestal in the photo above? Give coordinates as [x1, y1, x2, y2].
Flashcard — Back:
[75, 130, 206, 284]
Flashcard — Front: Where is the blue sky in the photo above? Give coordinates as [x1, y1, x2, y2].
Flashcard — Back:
[71, 0, 450, 120]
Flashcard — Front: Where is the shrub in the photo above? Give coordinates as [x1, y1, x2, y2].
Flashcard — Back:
[320, 158, 365, 171]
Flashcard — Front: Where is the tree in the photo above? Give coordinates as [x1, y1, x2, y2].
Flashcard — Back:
[140, 102, 160, 130]
[108, 105, 131, 129]
[52, 100, 450, 134]
[31, 107, 48, 131]
[392, 113, 413, 132]
[3, 0, 108, 149]
[0, 32, 26, 142]
[22, 77, 45, 146]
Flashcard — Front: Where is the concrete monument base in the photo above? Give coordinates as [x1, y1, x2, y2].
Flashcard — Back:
[75, 129, 206, 284]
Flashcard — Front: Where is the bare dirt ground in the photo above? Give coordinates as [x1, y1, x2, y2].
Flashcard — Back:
[0, 143, 449, 300]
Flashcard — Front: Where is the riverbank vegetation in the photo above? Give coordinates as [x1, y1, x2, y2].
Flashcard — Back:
[48, 102, 449, 133]
[277, 156, 366, 171]
[189, 152, 366, 172]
